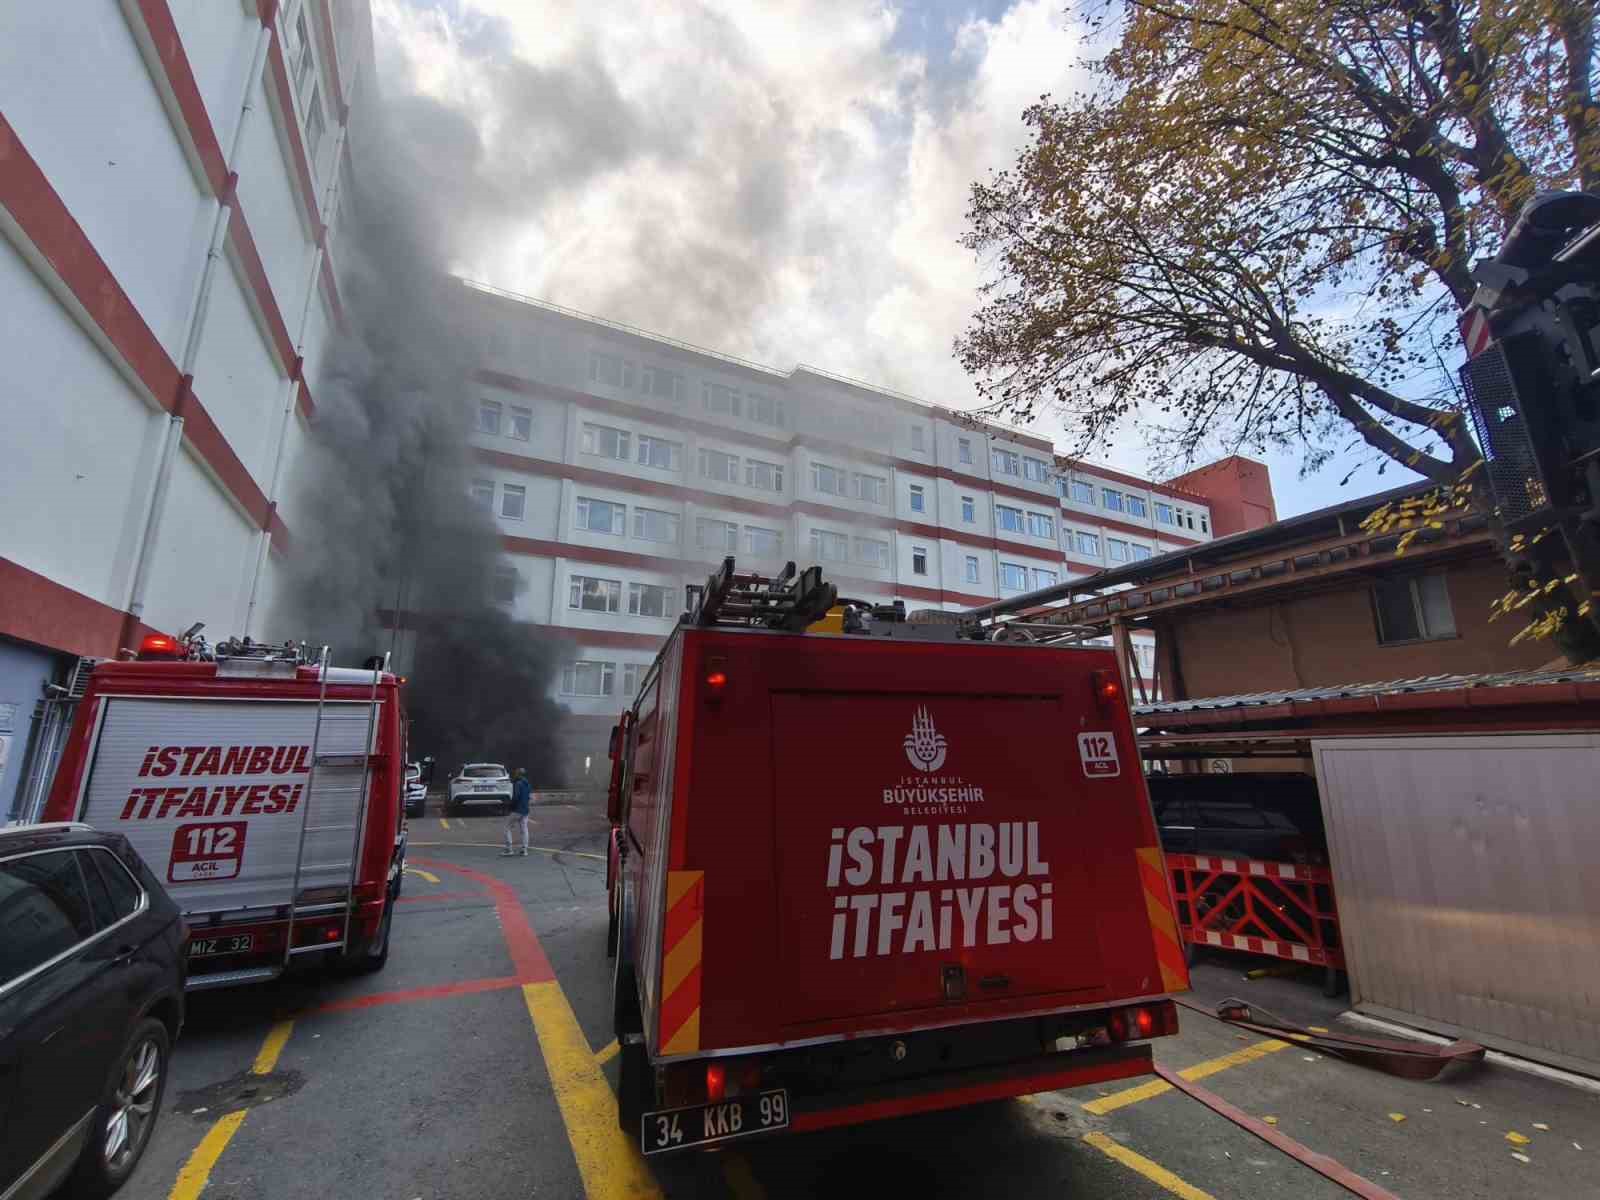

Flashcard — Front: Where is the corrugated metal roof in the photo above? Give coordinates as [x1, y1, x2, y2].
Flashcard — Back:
[1134, 664, 1600, 717]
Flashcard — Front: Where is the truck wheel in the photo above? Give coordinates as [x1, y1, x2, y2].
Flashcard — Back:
[345, 900, 393, 974]
[617, 1039, 651, 1134]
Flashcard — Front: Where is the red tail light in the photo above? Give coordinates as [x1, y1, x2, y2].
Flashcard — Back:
[1091, 669, 1121, 709]
[705, 1063, 726, 1102]
[1135, 1006, 1155, 1038]
[705, 656, 729, 700]
[1107, 1009, 1130, 1042]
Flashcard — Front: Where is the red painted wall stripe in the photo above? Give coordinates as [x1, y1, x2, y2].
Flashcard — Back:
[133, 0, 228, 193]
[0, 115, 290, 549]
[0, 557, 157, 659]
[258, 19, 323, 240]
[225, 210, 297, 372]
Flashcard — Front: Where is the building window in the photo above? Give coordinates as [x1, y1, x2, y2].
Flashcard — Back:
[1000, 562, 1028, 590]
[1070, 479, 1095, 505]
[699, 448, 740, 484]
[697, 518, 739, 553]
[292, 7, 315, 94]
[1076, 531, 1101, 557]
[991, 449, 1021, 476]
[1023, 456, 1050, 483]
[964, 555, 980, 584]
[748, 393, 785, 428]
[745, 459, 784, 492]
[852, 472, 886, 504]
[1026, 511, 1054, 539]
[1107, 538, 1129, 563]
[1126, 495, 1148, 518]
[996, 505, 1024, 533]
[623, 663, 642, 697]
[810, 530, 849, 562]
[304, 85, 326, 161]
[855, 537, 890, 568]
[912, 546, 928, 575]
[910, 424, 925, 451]
[477, 399, 502, 435]
[628, 582, 671, 617]
[909, 484, 926, 513]
[1030, 567, 1058, 588]
[1201, 514, 1210, 533]
[1154, 502, 1175, 525]
[575, 497, 626, 535]
[500, 484, 526, 521]
[958, 438, 973, 465]
[509, 406, 532, 440]
[812, 462, 848, 496]
[704, 382, 742, 416]
[469, 479, 494, 510]
[1102, 488, 1125, 512]
[582, 423, 631, 461]
[1373, 575, 1457, 644]
[561, 661, 615, 697]
[961, 496, 975, 523]
[633, 507, 679, 544]
[636, 435, 681, 471]
[491, 564, 518, 606]
[590, 352, 634, 389]
[745, 526, 783, 558]
[642, 366, 685, 404]
[1131, 544, 1153, 561]
[569, 576, 621, 613]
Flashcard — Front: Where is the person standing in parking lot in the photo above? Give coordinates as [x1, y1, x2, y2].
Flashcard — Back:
[503, 768, 532, 857]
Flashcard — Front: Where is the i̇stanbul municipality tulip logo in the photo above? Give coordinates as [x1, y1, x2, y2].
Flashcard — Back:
[903, 706, 948, 773]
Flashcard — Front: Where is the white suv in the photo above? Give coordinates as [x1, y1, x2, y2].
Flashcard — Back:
[446, 763, 512, 814]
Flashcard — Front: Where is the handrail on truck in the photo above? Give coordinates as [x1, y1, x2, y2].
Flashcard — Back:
[341, 653, 388, 952]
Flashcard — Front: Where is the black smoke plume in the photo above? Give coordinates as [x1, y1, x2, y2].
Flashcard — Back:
[271, 109, 567, 784]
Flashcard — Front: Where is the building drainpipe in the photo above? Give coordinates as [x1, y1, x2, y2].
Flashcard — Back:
[118, 26, 274, 653]
[243, 117, 348, 638]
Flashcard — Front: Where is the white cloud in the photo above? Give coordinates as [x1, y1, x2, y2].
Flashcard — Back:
[368, 1, 1368, 514]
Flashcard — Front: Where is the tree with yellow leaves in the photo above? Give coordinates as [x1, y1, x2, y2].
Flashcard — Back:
[960, 0, 1599, 660]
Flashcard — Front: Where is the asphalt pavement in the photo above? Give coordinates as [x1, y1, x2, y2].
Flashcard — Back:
[120, 801, 1599, 1200]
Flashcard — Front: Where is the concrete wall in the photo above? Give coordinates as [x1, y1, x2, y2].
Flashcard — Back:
[1169, 556, 1552, 697]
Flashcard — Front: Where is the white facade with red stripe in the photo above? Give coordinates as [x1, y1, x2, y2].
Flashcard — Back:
[0, 2, 372, 820]
[453, 283, 1230, 724]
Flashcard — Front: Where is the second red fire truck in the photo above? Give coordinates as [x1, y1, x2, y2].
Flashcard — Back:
[605, 560, 1190, 1154]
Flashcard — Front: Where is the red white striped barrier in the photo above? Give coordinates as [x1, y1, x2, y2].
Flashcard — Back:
[1166, 852, 1344, 969]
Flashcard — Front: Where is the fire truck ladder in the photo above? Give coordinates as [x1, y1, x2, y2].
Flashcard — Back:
[691, 558, 838, 630]
[282, 645, 333, 970]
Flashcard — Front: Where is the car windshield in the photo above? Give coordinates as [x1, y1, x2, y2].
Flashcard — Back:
[463, 765, 507, 778]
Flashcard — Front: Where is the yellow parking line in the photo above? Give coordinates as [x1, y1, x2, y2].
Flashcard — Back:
[595, 1038, 620, 1065]
[439, 817, 450, 830]
[521, 982, 660, 1198]
[169, 1021, 293, 1200]
[405, 866, 441, 885]
[1084, 1132, 1217, 1199]
[1083, 1038, 1289, 1115]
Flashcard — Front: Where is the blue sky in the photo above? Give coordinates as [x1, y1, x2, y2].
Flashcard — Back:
[375, 0, 1424, 518]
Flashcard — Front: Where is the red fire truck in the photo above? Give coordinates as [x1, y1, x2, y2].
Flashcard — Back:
[605, 561, 1190, 1154]
[42, 630, 407, 990]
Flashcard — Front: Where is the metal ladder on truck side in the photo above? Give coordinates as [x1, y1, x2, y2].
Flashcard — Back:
[186, 642, 333, 992]
[282, 650, 385, 966]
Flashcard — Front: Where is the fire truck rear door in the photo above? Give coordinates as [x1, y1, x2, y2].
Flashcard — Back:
[76, 697, 378, 917]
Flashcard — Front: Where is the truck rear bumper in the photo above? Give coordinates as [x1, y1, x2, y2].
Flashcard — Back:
[789, 1042, 1152, 1134]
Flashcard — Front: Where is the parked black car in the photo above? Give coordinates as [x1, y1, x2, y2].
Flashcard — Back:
[1146, 772, 1328, 864]
[0, 823, 186, 1199]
